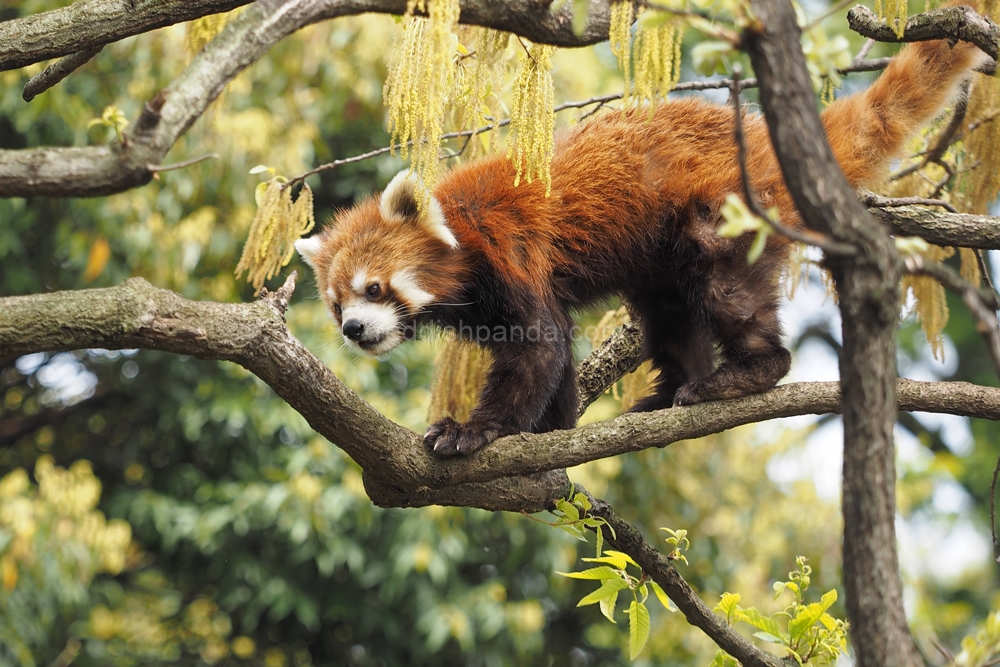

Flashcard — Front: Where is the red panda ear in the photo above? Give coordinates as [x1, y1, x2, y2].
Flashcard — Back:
[294, 235, 325, 272]
[379, 170, 459, 249]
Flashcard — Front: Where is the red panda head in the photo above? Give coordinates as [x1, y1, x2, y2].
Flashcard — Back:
[295, 170, 460, 356]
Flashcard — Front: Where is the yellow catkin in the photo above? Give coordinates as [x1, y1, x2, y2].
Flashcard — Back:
[456, 27, 509, 159]
[235, 182, 315, 293]
[384, 0, 462, 202]
[875, 0, 908, 39]
[509, 42, 556, 195]
[632, 16, 683, 106]
[185, 12, 232, 56]
[901, 244, 953, 360]
[427, 336, 493, 423]
[609, 2, 635, 105]
[958, 0, 1000, 214]
[959, 247, 982, 287]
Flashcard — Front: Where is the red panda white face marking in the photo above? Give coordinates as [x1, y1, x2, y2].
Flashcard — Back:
[390, 269, 435, 314]
[295, 170, 459, 357]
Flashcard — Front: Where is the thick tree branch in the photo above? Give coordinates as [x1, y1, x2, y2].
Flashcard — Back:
[848, 4, 999, 60]
[0, 0, 613, 75]
[3, 278, 1000, 510]
[0, 0, 250, 73]
[576, 322, 644, 416]
[870, 206, 1000, 249]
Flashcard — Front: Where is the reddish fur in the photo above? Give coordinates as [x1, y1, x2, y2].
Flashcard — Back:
[303, 20, 987, 455]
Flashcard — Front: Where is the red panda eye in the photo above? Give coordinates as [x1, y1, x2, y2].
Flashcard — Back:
[366, 283, 381, 298]
[333, 303, 342, 317]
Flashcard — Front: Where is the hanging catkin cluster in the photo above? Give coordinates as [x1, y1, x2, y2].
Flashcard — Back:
[427, 336, 492, 423]
[383, 0, 462, 204]
[609, 2, 684, 106]
[901, 244, 953, 360]
[235, 181, 315, 293]
[509, 42, 556, 195]
[609, 2, 635, 103]
[874, 0, 908, 38]
[634, 17, 683, 103]
[457, 28, 510, 158]
[958, 0, 1000, 215]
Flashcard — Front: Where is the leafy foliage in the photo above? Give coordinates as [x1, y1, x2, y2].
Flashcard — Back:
[714, 557, 847, 666]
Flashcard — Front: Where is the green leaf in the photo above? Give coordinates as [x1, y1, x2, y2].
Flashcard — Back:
[582, 550, 637, 569]
[557, 523, 589, 541]
[715, 592, 741, 622]
[600, 590, 620, 623]
[753, 631, 784, 644]
[718, 194, 763, 237]
[578, 578, 628, 609]
[554, 498, 580, 522]
[595, 525, 605, 558]
[747, 227, 771, 264]
[649, 580, 674, 611]
[557, 566, 621, 581]
[789, 603, 825, 641]
[741, 608, 782, 638]
[627, 600, 651, 659]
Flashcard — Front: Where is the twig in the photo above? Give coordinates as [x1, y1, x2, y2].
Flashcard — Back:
[854, 38, 876, 62]
[146, 153, 219, 173]
[22, 46, 103, 102]
[728, 67, 857, 256]
[283, 55, 900, 190]
[858, 190, 958, 214]
[929, 635, 956, 663]
[903, 254, 1000, 379]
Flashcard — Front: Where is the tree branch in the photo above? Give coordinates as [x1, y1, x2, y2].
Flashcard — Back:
[3, 278, 1000, 510]
[21, 45, 104, 102]
[847, 4, 1000, 60]
[869, 206, 1000, 249]
[0, 0, 250, 73]
[0, 0, 616, 75]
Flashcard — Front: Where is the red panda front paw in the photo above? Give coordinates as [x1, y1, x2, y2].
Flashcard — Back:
[424, 418, 497, 456]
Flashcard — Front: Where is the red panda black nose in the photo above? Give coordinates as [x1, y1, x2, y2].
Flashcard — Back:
[343, 319, 365, 341]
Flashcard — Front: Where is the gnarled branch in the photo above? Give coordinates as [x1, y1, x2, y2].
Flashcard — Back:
[3, 277, 999, 510]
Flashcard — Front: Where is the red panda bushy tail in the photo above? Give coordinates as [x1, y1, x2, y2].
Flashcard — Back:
[821, 2, 990, 186]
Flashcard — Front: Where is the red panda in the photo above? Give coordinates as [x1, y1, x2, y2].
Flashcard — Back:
[296, 29, 989, 456]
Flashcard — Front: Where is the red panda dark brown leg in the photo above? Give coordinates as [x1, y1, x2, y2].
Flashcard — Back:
[672, 250, 791, 404]
[534, 358, 579, 432]
[426, 304, 575, 455]
[628, 293, 715, 413]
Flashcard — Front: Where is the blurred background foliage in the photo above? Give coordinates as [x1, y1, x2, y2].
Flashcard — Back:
[1, 0, 998, 665]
